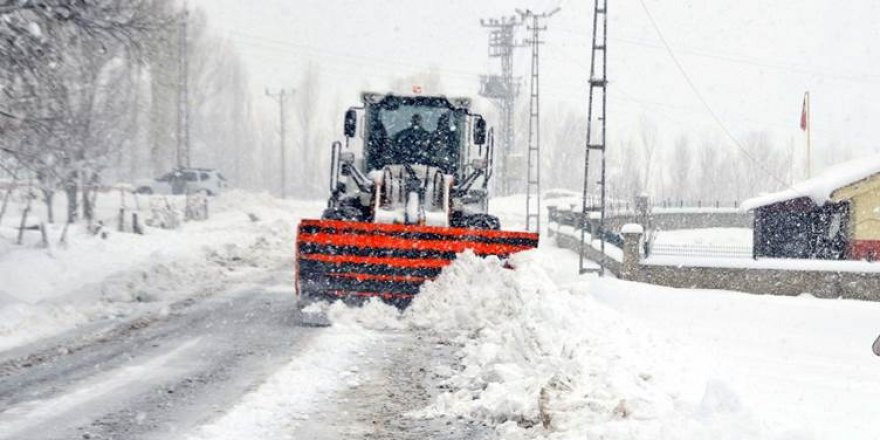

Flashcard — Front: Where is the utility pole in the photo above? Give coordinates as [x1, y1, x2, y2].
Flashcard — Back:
[177, 3, 191, 169]
[519, 8, 559, 233]
[479, 15, 522, 196]
[266, 89, 295, 199]
[579, 0, 609, 276]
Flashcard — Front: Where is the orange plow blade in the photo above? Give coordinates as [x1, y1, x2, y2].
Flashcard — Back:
[295, 219, 539, 307]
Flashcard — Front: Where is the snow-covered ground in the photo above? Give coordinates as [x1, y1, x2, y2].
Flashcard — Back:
[0, 190, 324, 351]
[591, 279, 880, 439]
[3, 191, 879, 439]
[650, 227, 753, 248]
[407, 248, 878, 438]
[189, 241, 880, 439]
[645, 227, 880, 272]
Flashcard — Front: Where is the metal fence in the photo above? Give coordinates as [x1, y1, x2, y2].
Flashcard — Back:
[548, 207, 625, 248]
[549, 204, 757, 259]
[651, 200, 740, 209]
[646, 242, 753, 259]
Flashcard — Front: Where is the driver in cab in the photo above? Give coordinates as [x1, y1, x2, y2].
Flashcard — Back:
[392, 114, 432, 163]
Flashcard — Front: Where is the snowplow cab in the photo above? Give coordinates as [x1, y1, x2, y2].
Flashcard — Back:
[295, 92, 538, 310]
[364, 94, 466, 176]
[329, 93, 496, 228]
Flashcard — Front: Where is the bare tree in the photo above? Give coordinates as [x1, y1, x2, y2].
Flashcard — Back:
[545, 108, 586, 190]
[669, 134, 692, 200]
[695, 136, 721, 202]
[637, 115, 659, 196]
[294, 63, 323, 197]
[0, 1, 170, 224]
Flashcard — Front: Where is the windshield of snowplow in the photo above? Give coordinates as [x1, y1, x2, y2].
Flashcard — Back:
[365, 97, 464, 174]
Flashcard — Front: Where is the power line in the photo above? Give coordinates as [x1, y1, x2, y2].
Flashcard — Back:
[225, 31, 487, 81]
[614, 36, 880, 85]
[553, 27, 880, 85]
[636, 0, 792, 190]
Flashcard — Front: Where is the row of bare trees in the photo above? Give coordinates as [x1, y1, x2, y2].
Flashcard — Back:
[0, 0, 171, 224]
[540, 107, 798, 205]
[0, 1, 262, 227]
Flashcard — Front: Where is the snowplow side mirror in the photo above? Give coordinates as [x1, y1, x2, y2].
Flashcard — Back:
[344, 109, 357, 138]
[474, 118, 486, 145]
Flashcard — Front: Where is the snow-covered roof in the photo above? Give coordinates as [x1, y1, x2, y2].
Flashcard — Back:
[740, 154, 880, 211]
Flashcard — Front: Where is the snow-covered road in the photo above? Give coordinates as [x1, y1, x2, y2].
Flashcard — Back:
[0, 270, 314, 439]
[0, 268, 493, 440]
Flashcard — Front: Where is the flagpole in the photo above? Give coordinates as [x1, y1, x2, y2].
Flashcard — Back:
[806, 91, 812, 178]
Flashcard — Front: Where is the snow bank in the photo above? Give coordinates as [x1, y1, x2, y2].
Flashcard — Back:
[326, 298, 405, 331]
[591, 277, 880, 439]
[621, 223, 643, 234]
[650, 228, 752, 248]
[402, 250, 768, 438]
[0, 191, 324, 351]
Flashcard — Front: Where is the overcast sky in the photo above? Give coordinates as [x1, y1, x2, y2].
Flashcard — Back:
[193, 0, 880, 177]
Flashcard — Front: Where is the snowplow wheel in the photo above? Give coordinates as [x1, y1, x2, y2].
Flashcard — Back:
[464, 214, 501, 230]
[322, 206, 362, 221]
[451, 213, 501, 230]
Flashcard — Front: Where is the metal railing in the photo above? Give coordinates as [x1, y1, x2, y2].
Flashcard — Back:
[547, 206, 624, 248]
[651, 200, 740, 209]
[646, 242, 753, 259]
[550, 200, 741, 220]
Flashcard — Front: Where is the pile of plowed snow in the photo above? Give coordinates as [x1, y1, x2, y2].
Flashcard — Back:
[397, 250, 768, 439]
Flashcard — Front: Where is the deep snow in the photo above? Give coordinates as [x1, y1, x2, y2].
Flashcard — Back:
[591, 278, 880, 439]
[195, 241, 880, 439]
[3, 191, 879, 439]
[402, 250, 769, 439]
[315, 246, 879, 439]
[0, 190, 324, 351]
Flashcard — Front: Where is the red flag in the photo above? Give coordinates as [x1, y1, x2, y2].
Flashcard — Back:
[800, 92, 809, 131]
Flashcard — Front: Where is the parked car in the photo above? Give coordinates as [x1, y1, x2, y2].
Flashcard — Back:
[135, 168, 227, 196]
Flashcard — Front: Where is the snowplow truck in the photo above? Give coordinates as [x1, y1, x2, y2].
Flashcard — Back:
[295, 92, 539, 307]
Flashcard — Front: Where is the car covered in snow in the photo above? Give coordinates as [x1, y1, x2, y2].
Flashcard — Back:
[135, 168, 227, 196]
